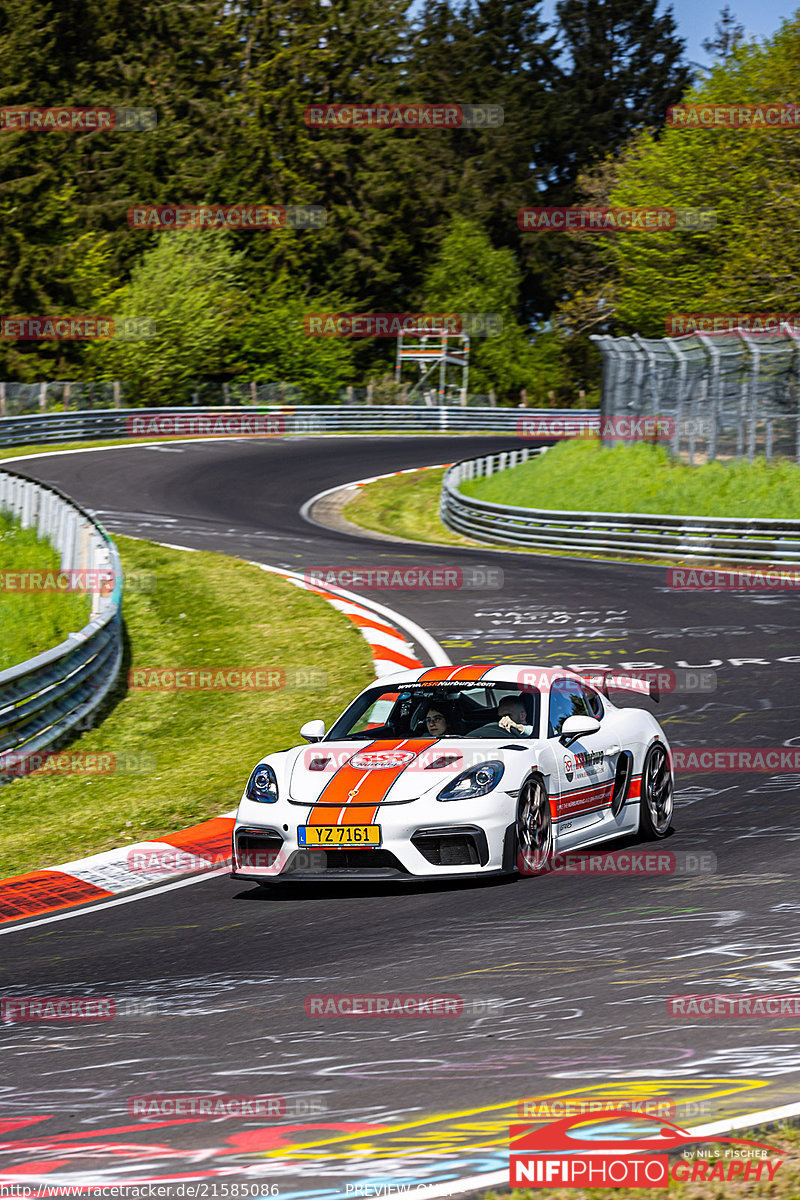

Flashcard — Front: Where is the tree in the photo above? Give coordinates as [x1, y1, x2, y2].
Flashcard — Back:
[0, 0, 234, 378]
[545, 0, 692, 196]
[235, 278, 357, 399]
[419, 217, 534, 398]
[89, 233, 246, 404]
[702, 6, 746, 60]
[557, 12, 800, 336]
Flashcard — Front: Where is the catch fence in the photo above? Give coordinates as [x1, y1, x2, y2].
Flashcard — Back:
[591, 330, 800, 463]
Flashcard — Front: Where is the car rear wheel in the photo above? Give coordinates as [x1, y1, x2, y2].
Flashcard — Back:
[516, 775, 552, 874]
[639, 743, 673, 839]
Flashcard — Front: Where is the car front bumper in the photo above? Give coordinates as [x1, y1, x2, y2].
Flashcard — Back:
[231, 795, 516, 881]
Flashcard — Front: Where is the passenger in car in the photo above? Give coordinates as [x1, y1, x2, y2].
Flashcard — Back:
[424, 703, 458, 737]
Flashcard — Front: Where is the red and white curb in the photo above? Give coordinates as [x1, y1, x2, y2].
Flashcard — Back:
[255, 562, 449, 677]
[0, 560, 449, 926]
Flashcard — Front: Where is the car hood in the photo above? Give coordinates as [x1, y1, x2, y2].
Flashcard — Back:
[287, 737, 529, 806]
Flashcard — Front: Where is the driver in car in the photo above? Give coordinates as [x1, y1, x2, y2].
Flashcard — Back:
[471, 695, 534, 737]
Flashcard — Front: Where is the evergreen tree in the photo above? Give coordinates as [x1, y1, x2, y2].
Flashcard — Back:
[546, 0, 692, 196]
[702, 5, 746, 60]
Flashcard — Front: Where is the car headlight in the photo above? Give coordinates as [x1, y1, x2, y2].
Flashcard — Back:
[437, 761, 504, 801]
[246, 763, 279, 803]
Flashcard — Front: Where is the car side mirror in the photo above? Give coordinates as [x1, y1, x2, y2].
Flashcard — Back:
[300, 719, 326, 743]
[559, 715, 601, 746]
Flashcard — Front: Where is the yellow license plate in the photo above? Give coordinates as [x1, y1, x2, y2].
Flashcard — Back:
[298, 825, 381, 846]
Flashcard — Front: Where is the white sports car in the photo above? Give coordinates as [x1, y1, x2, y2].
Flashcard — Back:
[230, 664, 674, 883]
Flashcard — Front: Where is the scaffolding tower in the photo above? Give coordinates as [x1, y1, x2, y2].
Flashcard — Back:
[395, 326, 470, 405]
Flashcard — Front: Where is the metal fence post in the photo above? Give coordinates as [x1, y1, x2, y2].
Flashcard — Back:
[665, 338, 687, 457]
[736, 332, 760, 463]
[697, 335, 720, 461]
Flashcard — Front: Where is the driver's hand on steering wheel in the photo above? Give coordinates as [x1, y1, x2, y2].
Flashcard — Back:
[498, 714, 525, 733]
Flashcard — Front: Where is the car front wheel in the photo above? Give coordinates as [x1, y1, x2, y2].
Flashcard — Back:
[516, 775, 553, 874]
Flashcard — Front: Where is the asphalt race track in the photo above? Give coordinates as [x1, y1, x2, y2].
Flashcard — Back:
[2, 435, 800, 1194]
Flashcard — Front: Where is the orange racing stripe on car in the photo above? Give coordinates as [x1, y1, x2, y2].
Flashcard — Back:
[306, 739, 438, 826]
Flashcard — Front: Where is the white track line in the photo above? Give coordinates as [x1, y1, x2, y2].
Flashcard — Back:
[0, 868, 231, 936]
[254, 562, 451, 668]
[299, 464, 452, 527]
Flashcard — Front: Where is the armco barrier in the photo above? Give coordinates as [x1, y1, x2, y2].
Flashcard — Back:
[441, 449, 800, 564]
[0, 470, 123, 772]
[0, 405, 597, 447]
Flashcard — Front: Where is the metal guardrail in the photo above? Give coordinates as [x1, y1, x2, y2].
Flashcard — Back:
[0, 406, 598, 448]
[0, 470, 123, 772]
[441, 449, 800, 564]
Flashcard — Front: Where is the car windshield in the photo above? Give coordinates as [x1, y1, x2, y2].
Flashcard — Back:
[326, 683, 541, 741]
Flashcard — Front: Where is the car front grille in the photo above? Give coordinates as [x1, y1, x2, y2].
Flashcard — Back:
[411, 825, 489, 867]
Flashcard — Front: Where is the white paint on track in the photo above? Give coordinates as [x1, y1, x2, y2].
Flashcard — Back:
[254, 562, 451, 669]
[299, 463, 453, 529]
[0, 868, 231, 937]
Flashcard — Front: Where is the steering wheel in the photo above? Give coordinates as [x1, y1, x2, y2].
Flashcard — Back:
[464, 722, 516, 738]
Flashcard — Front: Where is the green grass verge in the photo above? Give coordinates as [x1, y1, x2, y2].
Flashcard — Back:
[486, 1123, 799, 1199]
[0, 511, 90, 670]
[462, 440, 800, 519]
[0, 535, 374, 877]
[342, 468, 479, 546]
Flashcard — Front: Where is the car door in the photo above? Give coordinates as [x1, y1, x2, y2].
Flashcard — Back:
[547, 678, 619, 845]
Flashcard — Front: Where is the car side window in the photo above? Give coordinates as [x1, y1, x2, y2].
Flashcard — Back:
[581, 685, 604, 719]
[548, 679, 591, 738]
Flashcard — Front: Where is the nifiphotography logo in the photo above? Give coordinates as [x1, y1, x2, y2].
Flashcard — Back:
[509, 1110, 783, 1188]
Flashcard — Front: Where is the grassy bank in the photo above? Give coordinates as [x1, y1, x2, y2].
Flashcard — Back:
[0, 511, 90, 670]
[342, 468, 478, 546]
[462, 440, 800, 518]
[0, 535, 373, 876]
